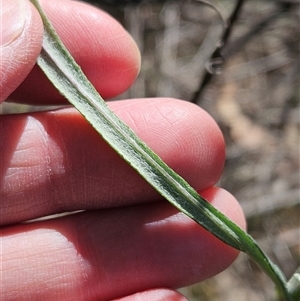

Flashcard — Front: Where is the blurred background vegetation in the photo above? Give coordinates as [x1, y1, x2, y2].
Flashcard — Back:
[89, 1, 300, 300]
[1, 0, 299, 300]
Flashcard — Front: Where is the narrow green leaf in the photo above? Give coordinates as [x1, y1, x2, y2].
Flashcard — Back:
[30, 1, 291, 299]
[31, 0, 243, 252]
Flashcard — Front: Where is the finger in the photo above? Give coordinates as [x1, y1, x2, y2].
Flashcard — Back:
[112, 289, 188, 301]
[0, 0, 43, 103]
[0, 98, 225, 225]
[9, 0, 141, 104]
[0, 187, 246, 301]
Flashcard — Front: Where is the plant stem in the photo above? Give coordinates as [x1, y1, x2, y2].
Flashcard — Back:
[191, 0, 245, 103]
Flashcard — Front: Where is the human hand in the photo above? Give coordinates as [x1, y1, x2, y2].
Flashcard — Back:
[0, 0, 246, 300]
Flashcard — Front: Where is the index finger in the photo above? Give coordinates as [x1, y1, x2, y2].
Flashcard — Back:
[9, 0, 141, 104]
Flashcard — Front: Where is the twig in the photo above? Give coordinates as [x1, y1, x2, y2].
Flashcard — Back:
[192, 0, 229, 29]
[222, 4, 291, 60]
[190, 1, 295, 104]
[190, 0, 245, 103]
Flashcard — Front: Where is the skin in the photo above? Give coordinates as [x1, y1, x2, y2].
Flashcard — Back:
[0, 0, 246, 300]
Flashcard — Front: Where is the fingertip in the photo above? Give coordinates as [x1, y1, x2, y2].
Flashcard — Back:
[180, 187, 246, 281]
[113, 289, 188, 301]
[200, 187, 247, 231]
[0, 0, 43, 103]
[9, 0, 141, 104]
[111, 98, 226, 191]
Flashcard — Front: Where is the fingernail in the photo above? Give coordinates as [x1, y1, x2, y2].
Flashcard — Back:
[0, 0, 29, 46]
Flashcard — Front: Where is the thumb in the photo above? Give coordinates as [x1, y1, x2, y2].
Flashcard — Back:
[0, 0, 43, 103]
